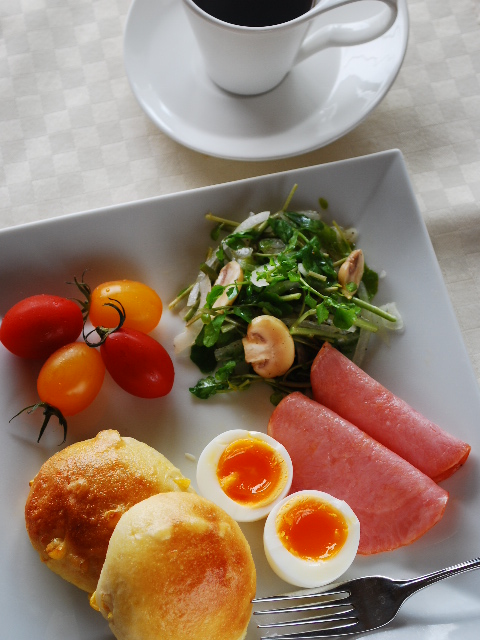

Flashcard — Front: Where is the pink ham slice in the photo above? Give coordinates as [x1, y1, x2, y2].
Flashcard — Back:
[268, 392, 449, 555]
[311, 343, 470, 483]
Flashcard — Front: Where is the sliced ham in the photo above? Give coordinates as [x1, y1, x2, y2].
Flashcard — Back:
[268, 392, 449, 555]
[311, 343, 470, 483]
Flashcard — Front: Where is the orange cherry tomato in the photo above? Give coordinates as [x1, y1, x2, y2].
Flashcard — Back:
[37, 342, 105, 416]
[89, 280, 163, 334]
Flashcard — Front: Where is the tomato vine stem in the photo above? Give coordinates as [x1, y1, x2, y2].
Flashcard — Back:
[10, 402, 68, 444]
[83, 298, 126, 347]
[67, 270, 92, 321]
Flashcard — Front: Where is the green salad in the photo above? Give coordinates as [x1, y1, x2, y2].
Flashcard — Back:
[170, 186, 400, 404]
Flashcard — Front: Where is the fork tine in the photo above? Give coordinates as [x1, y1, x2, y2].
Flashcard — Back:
[253, 588, 350, 616]
[254, 600, 351, 616]
[252, 586, 349, 604]
[257, 610, 356, 629]
[254, 588, 359, 640]
[258, 618, 361, 639]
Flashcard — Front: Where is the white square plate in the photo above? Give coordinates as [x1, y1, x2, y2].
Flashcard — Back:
[1, 150, 479, 639]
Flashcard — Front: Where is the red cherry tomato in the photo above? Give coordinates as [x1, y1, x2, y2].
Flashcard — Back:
[37, 342, 106, 416]
[0, 294, 83, 359]
[100, 328, 174, 398]
[89, 280, 163, 334]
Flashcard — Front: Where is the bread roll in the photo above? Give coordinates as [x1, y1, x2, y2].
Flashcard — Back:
[92, 492, 256, 640]
[25, 429, 192, 593]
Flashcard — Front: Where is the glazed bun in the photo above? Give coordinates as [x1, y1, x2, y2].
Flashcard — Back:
[92, 492, 256, 640]
[25, 430, 192, 593]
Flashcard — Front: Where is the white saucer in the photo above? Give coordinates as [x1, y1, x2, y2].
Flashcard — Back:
[124, 0, 409, 161]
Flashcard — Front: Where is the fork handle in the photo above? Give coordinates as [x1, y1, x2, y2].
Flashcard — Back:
[399, 557, 480, 597]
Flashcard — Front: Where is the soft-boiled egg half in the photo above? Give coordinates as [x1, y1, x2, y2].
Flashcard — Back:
[196, 429, 293, 522]
[264, 490, 360, 588]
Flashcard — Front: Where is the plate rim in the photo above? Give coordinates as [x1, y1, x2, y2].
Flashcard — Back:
[2, 149, 480, 640]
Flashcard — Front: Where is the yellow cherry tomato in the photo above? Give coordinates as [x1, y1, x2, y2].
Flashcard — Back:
[89, 280, 163, 333]
[37, 342, 106, 416]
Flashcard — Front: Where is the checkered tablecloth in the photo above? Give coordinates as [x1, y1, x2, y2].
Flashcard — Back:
[1, 0, 480, 382]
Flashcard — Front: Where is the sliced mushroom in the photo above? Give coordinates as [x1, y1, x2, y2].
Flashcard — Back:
[338, 249, 364, 298]
[242, 315, 295, 379]
[213, 261, 243, 308]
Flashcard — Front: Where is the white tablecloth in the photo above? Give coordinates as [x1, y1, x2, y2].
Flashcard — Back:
[1, 0, 480, 382]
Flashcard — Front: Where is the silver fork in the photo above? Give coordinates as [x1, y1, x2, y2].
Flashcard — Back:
[252, 557, 480, 639]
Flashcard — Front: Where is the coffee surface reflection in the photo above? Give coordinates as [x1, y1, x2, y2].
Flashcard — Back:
[193, 0, 315, 28]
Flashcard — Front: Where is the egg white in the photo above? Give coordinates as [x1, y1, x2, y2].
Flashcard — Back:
[264, 490, 360, 588]
[196, 429, 293, 522]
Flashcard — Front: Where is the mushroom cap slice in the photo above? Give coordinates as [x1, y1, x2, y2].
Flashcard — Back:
[338, 249, 364, 298]
[242, 315, 295, 379]
[213, 261, 243, 309]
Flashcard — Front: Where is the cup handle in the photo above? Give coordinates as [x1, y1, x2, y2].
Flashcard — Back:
[295, 0, 398, 65]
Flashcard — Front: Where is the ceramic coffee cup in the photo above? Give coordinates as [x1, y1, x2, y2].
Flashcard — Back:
[182, 0, 399, 95]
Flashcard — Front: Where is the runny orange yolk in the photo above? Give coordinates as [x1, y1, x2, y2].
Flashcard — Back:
[216, 438, 286, 507]
[276, 497, 349, 561]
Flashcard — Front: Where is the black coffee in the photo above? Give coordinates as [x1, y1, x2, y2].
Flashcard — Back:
[193, 0, 315, 28]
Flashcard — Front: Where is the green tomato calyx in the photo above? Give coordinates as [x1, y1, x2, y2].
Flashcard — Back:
[10, 402, 68, 445]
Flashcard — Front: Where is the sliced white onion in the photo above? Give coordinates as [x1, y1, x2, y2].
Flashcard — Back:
[379, 302, 404, 332]
[205, 253, 218, 267]
[296, 209, 321, 220]
[173, 318, 203, 355]
[232, 246, 253, 259]
[250, 263, 276, 287]
[198, 273, 211, 308]
[187, 280, 200, 308]
[222, 242, 234, 261]
[236, 210, 270, 233]
[352, 327, 371, 367]
[262, 238, 285, 254]
[297, 263, 308, 277]
[343, 227, 358, 243]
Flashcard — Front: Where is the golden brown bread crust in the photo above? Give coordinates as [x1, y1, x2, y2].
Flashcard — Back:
[93, 492, 256, 640]
[25, 430, 192, 593]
